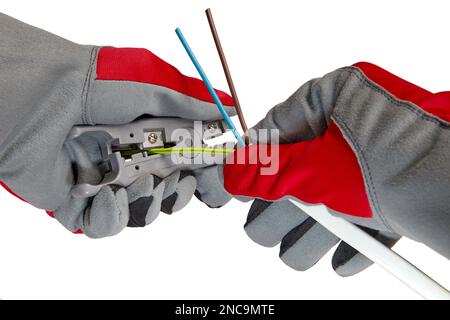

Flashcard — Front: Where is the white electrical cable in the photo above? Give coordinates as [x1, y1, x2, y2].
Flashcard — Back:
[290, 199, 450, 300]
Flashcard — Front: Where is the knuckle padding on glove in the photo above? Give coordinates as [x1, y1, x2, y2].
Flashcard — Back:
[161, 193, 178, 215]
[245, 200, 272, 225]
[193, 166, 232, 209]
[245, 201, 398, 275]
[161, 171, 181, 200]
[279, 217, 340, 271]
[332, 229, 401, 277]
[161, 171, 195, 214]
[331, 227, 378, 276]
[128, 196, 154, 227]
[127, 175, 165, 227]
[126, 175, 155, 204]
[127, 171, 197, 222]
[244, 200, 309, 247]
[245, 200, 398, 275]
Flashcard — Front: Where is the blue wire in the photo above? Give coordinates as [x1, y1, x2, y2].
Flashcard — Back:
[175, 27, 245, 147]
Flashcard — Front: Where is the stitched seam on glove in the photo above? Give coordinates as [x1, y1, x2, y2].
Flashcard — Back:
[332, 114, 392, 231]
[343, 66, 450, 127]
[331, 66, 450, 232]
[81, 46, 100, 125]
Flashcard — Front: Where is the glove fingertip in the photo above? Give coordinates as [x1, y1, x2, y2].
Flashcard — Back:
[332, 242, 374, 277]
[280, 218, 340, 271]
[193, 166, 231, 208]
[83, 186, 129, 238]
[332, 231, 401, 277]
[194, 190, 230, 208]
[161, 192, 178, 214]
[162, 174, 196, 214]
[128, 196, 154, 227]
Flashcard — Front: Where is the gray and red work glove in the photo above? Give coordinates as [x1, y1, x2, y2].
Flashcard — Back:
[0, 13, 232, 238]
[224, 62, 450, 276]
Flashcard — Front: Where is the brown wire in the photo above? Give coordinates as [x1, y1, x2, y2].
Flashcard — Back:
[205, 8, 249, 144]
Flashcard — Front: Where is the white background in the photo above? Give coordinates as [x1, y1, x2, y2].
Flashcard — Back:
[0, 0, 449, 300]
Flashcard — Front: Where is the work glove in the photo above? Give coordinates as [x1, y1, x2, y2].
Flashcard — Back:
[0, 13, 233, 238]
[223, 62, 450, 276]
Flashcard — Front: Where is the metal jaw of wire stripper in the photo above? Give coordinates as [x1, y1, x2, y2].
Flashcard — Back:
[67, 118, 229, 198]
